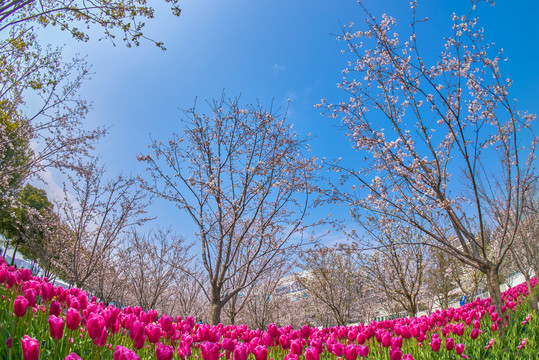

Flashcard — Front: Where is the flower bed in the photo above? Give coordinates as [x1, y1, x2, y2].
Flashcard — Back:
[0, 257, 537, 359]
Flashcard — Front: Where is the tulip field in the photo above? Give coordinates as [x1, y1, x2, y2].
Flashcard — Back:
[0, 257, 538, 360]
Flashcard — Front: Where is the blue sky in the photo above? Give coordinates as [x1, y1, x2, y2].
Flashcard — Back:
[38, 0, 539, 244]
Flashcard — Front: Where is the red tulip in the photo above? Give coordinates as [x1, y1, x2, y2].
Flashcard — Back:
[21, 335, 39, 360]
[49, 315, 65, 340]
[114, 345, 140, 360]
[14, 296, 29, 317]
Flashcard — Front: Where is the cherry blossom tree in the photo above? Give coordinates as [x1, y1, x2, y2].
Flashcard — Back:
[319, 0, 537, 327]
[0, 0, 181, 48]
[138, 95, 318, 324]
[57, 160, 149, 289]
[123, 228, 193, 312]
[296, 245, 368, 326]
[358, 222, 428, 317]
[508, 185, 539, 312]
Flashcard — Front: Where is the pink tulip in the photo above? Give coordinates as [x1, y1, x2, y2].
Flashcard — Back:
[456, 343, 465, 355]
[41, 282, 54, 301]
[345, 345, 360, 360]
[430, 337, 441, 352]
[159, 314, 173, 332]
[254, 345, 268, 360]
[358, 345, 369, 358]
[485, 338, 495, 350]
[66, 308, 81, 331]
[24, 288, 37, 307]
[201, 341, 220, 360]
[517, 338, 527, 349]
[87, 314, 105, 341]
[381, 332, 392, 348]
[49, 315, 65, 340]
[305, 347, 319, 360]
[129, 320, 145, 349]
[114, 345, 140, 360]
[14, 296, 29, 317]
[389, 348, 402, 360]
[94, 326, 108, 347]
[65, 352, 82, 360]
[6, 337, 12, 348]
[445, 337, 455, 351]
[178, 341, 192, 359]
[21, 335, 39, 360]
[290, 339, 303, 355]
[234, 343, 249, 360]
[470, 328, 481, 340]
[146, 323, 162, 344]
[156, 343, 175, 360]
[49, 300, 61, 316]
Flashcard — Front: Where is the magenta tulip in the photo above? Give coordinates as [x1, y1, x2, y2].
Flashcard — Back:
[156, 343, 175, 360]
[290, 339, 303, 355]
[14, 296, 29, 317]
[66, 308, 81, 331]
[445, 337, 455, 351]
[114, 345, 140, 360]
[21, 335, 39, 360]
[201, 341, 220, 360]
[234, 343, 249, 360]
[49, 300, 61, 316]
[456, 343, 465, 355]
[129, 320, 145, 349]
[87, 314, 105, 341]
[254, 345, 268, 360]
[146, 323, 162, 343]
[65, 352, 83, 360]
[389, 348, 403, 360]
[305, 347, 319, 360]
[430, 338, 441, 352]
[49, 315, 65, 340]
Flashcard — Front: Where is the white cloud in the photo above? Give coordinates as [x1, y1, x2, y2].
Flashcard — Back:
[271, 63, 286, 71]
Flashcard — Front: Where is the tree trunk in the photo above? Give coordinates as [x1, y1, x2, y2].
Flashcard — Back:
[10, 243, 19, 266]
[524, 274, 539, 314]
[2, 239, 9, 258]
[210, 287, 222, 325]
[485, 266, 505, 339]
